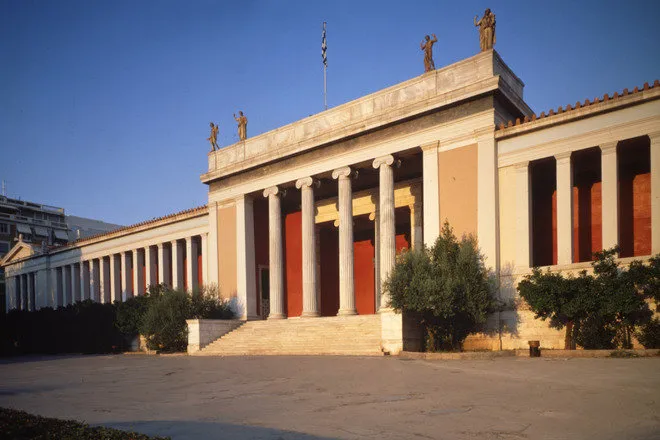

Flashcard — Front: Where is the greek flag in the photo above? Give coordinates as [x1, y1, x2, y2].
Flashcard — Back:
[322, 22, 327, 67]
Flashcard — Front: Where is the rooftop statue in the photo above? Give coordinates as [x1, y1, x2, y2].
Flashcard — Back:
[474, 8, 496, 52]
[420, 34, 437, 73]
[208, 122, 219, 152]
[234, 111, 248, 141]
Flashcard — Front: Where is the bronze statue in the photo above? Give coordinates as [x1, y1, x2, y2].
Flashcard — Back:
[234, 111, 248, 141]
[474, 8, 496, 52]
[420, 34, 438, 73]
[207, 122, 219, 152]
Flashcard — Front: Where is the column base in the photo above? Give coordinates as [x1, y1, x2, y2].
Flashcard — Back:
[267, 313, 286, 320]
[301, 311, 320, 317]
[337, 309, 357, 316]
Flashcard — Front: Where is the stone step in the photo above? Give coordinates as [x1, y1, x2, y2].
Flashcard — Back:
[198, 315, 383, 356]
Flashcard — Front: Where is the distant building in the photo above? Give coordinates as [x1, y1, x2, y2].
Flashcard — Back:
[0, 196, 122, 313]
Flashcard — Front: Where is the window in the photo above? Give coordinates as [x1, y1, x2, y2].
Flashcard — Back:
[0, 241, 9, 254]
[0, 223, 8, 234]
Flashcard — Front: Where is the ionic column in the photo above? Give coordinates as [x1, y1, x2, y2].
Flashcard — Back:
[63, 265, 72, 306]
[109, 255, 121, 302]
[171, 240, 183, 290]
[370, 211, 381, 311]
[121, 252, 132, 301]
[158, 243, 171, 286]
[600, 142, 619, 251]
[133, 249, 145, 295]
[80, 261, 90, 301]
[409, 203, 423, 250]
[373, 155, 396, 309]
[99, 257, 110, 303]
[555, 152, 574, 265]
[185, 237, 199, 292]
[422, 142, 440, 247]
[236, 195, 257, 319]
[515, 161, 532, 270]
[200, 234, 208, 286]
[90, 259, 100, 302]
[295, 177, 321, 317]
[145, 246, 156, 291]
[72, 263, 80, 303]
[264, 186, 285, 319]
[332, 168, 356, 316]
[20, 274, 27, 310]
[650, 132, 660, 255]
[58, 267, 66, 306]
[6, 276, 16, 311]
[27, 273, 34, 311]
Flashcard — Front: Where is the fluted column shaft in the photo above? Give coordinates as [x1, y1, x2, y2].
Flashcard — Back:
[90, 259, 100, 301]
[80, 261, 90, 301]
[373, 155, 396, 309]
[109, 255, 121, 302]
[144, 246, 156, 291]
[333, 167, 357, 315]
[200, 234, 208, 286]
[650, 132, 660, 255]
[556, 152, 573, 265]
[296, 177, 320, 317]
[158, 243, 171, 286]
[600, 143, 619, 251]
[171, 241, 184, 290]
[515, 161, 532, 270]
[264, 186, 285, 319]
[133, 249, 144, 295]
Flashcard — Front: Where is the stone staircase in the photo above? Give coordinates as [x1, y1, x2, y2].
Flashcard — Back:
[195, 314, 383, 356]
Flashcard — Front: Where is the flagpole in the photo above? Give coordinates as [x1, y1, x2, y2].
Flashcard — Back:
[322, 22, 327, 110]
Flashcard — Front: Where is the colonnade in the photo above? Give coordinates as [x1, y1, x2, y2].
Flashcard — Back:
[262, 154, 406, 319]
[514, 132, 660, 269]
[8, 234, 208, 310]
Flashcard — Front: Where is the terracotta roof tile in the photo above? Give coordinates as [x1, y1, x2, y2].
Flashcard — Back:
[497, 79, 659, 131]
[51, 205, 208, 251]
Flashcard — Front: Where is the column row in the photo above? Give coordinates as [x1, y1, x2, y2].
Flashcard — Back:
[262, 154, 400, 319]
[9, 234, 208, 311]
[515, 132, 660, 269]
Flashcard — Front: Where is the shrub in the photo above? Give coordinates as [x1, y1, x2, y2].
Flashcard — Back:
[139, 285, 234, 352]
[637, 318, 660, 349]
[0, 407, 169, 440]
[140, 289, 190, 352]
[385, 222, 495, 351]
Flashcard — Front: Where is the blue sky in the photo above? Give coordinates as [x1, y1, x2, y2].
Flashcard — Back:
[1, 0, 659, 226]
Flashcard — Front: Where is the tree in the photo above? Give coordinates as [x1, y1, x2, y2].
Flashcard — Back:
[385, 222, 495, 351]
[518, 247, 657, 350]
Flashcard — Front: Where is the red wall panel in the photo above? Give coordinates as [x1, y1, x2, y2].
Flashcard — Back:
[320, 227, 339, 316]
[284, 211, 302, 317]
[354, 239, 375, 315]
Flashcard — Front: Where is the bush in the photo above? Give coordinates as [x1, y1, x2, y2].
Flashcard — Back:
[0, 407, 169, 440]
[139, 285, 234, 352]
[385, 222, 495, 351]
[518, 247, 658, 350]
[637, 318, 660, 349]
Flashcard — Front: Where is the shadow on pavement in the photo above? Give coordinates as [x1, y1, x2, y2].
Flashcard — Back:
[104, 420, 339, 440]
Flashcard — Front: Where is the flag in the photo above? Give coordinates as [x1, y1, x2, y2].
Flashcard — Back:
[322, 22, 327, 67]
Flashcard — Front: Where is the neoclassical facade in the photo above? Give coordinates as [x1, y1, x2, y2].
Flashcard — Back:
[3, 50, 659, 353]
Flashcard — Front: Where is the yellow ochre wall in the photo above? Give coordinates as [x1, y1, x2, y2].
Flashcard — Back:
[217, 204, 237, 299]
[438, 144, 478, 239]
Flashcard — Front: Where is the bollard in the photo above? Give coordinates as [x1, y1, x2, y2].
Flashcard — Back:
[528, 340, 541, 357]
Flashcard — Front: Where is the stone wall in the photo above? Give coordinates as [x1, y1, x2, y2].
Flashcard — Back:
[186, 319, 243, 354]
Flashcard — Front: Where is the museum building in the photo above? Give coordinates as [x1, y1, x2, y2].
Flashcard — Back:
[2, 49, 659, 354]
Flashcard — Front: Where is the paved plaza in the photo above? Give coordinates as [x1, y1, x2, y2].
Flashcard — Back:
[0, 354, 659, 439]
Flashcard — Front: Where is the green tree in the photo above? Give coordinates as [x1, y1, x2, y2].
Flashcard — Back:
[385, 222, 495, 351]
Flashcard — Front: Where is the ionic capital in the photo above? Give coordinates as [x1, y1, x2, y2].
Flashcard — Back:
[372, 154, 395, 169]
[331, 166, 355, 180]
[263, 186, 280, 198]
[295, 177, 320, 190]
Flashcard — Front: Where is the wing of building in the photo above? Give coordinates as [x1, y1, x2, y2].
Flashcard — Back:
[2, 49, 658, 354]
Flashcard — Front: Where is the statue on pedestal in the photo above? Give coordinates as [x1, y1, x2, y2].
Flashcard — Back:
[234, 111, 248, 141]
[474, 9, 496, 52]
[208, 122, 219, 152]
[420, 34, 438, 73]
